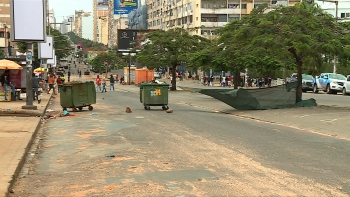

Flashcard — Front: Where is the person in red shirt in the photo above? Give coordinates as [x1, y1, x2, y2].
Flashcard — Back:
[57, 76, 63, 93]
[96, 75, 102, 92]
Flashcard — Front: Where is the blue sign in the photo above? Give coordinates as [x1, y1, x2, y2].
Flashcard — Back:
[114, 0, 138, 15]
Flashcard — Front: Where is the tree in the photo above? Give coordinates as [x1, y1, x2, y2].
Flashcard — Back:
[230, 3, 350, 101]
[90, 51, 126, 73]
[66, 32, 107, 51]
[191, 14, 283, 89]
[137, 28, 209, 90]
[17, 27, 72, 61]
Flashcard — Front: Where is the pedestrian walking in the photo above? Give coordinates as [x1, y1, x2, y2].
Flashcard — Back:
[102, 78, 107, 93]
[210, 75, 214, 86]
[79, 70, 82, 78]
[96, 75, 102, 92]
[109, 74, 115, 91]
[47, 74, 57, 95]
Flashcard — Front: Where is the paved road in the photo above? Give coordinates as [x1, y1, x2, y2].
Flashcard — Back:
[9, 86, 350, 196]
[303, 92, 350, 107]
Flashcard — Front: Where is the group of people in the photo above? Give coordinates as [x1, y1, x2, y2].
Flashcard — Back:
[95, 74, 124, 93]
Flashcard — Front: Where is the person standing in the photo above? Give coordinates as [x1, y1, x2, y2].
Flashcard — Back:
[56, 76, 63, 93]
[79, 70, 82, 78]
[32, 73, 41, 103]
[109, 74, 115, 91]
[101, 77, 107, 93]
[67, 71, 71, 82]
[95, 75, 102, 92]
[210, 75, 214, 86]
[115, 74, 119, 84]
[0, 70, 15, 100]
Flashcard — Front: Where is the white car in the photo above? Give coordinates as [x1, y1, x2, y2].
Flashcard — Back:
[313, 73, 346, 94]
[342, 75, 350, 95]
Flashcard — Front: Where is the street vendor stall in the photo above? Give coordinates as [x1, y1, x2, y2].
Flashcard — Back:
[0, 60, 23, 101]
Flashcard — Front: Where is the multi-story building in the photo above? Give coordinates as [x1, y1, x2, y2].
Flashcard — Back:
[127, 5, 148, 29]
[93, 0, 109, 43]
[82, 13, 94, 40]
[97, 16, 109, 44]
[47, 9, 58, 30]
[146, 0, 305, 36]
[0, 0, 11, 55]
[74, 10, 85, 37]
[59, 19, 69, 34]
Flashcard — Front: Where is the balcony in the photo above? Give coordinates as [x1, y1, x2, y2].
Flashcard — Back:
[201, 8, 241, 15]
[201, 22, 227, 28]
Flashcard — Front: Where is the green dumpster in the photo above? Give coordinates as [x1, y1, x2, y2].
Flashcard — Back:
[60, 81, 96, 111]
[140, 84, 169, 110]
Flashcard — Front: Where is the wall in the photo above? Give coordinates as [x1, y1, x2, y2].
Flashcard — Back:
[82, 16, 94, 40]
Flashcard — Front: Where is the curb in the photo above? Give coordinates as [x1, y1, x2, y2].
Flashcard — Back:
[5, 93, 53, 197]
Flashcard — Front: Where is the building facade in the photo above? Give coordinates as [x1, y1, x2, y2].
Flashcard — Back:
[127, 5, 148, 29]
[97, 16, 109, 44]
[82, 14, 94, 40]
[93, 0, 110, 43]
[74, 10, 85, 37]
[146, 0, 303, 36]
[0, 0, 10, 55]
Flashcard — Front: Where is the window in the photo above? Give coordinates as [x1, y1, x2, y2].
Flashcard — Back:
[341, 13, 350, 18]
[0, 32, 4, 38]
[228, 17, 239, 21]
[228, 4, 240, 9]
[201, 17, 217, 22]
[218, 14, 227, 22]
[241, 4, 247, 9]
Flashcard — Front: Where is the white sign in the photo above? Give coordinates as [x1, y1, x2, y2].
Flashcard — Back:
[10, 0, 46, 42]
[38, 35, 54, 59]
[47, 49, 55, 65]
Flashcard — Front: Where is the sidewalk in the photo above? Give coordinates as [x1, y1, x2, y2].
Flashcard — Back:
[0, 91, 53, 197]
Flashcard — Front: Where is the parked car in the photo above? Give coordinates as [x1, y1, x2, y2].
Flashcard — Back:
[312, 73, 346, 94]
[301, 74, 314, 92]
[285, 73, 314, 92]
[342, 75, 350, 95]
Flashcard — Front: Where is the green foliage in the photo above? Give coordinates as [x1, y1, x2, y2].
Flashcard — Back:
[0, 49, 4, 56]
[66, 32, 107, 51]
[137, 28, 209, 90]
[90, 51, 126, 72]
[16, 27, 72, 60]
[192, 2, 350, 98]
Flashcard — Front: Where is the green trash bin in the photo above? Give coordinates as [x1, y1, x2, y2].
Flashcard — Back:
[60, 81, 96, 112]
[140, 84, 169, 110]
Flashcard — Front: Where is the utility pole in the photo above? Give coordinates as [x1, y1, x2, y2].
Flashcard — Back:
[22, 43, 37, 110]
[333, 0, 338, 74]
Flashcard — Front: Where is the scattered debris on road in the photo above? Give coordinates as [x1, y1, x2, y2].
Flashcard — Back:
[126, 107, 132, 113]
[166, 109, 173, 113]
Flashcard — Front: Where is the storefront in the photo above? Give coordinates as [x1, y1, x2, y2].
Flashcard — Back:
[0, 55, 27, 89]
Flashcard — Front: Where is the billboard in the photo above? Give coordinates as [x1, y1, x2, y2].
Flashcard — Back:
[114, 0, 138, 15]
[97, 0, 108, 10]
[10, 0, 47, 42]
[117, 29, 138, 51]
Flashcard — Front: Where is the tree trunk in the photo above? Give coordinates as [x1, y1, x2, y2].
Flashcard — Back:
[288, 47, 303, 103]
[170, 65, 177, 91]
[233, 71, 240, 89]
[296, 60, 302, 102]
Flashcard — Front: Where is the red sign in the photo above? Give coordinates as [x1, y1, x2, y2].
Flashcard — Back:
[9, 70, 22, 88]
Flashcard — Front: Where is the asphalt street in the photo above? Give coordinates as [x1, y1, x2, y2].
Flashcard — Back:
[303, 92, 350, 107]
[9, 82, 350, 196]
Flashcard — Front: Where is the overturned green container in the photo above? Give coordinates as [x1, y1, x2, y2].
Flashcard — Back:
[140, 84, 169, 110]
[60, 81, 96, 111]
